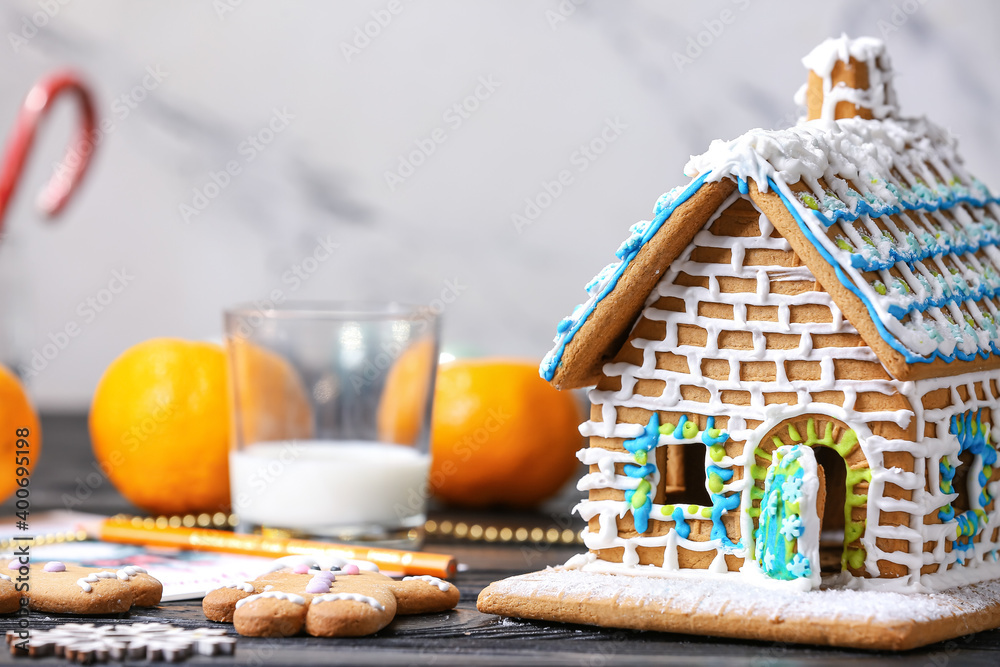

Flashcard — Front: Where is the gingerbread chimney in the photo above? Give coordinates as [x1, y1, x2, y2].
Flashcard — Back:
[796, 35, 898, 122]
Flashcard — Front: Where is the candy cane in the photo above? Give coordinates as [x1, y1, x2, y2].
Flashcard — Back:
[0, 70, 97, 236]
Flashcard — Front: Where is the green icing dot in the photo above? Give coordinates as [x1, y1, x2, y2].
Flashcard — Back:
[687, 505, 699, 514]
[634, 450, 647, 465]
[660, 504, 675, 515]
[709, 444, 725, 462]
[659, 423, 675, 436]
[708, 473, 725, 494]
[873, 280, 887, 295]
[682, 421, 698, 439]
[700, 507, 713, 519]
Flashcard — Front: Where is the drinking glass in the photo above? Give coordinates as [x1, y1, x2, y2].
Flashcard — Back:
[224, 302, 439, 548]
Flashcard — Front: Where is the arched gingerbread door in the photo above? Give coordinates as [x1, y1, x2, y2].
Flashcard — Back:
[752, 415, 871, 580]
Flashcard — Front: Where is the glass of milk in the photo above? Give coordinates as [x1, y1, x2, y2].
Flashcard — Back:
[224, 302, 439, 548]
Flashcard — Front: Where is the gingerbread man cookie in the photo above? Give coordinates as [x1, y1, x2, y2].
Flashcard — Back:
[203, 556, 460, 637]
[4, 560, 162, 615]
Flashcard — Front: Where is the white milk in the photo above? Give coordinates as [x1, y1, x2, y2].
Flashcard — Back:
[230, 440, 430, 533]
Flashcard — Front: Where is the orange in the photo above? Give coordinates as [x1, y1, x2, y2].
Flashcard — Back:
[90, 339, 231, 515]
[227, 338, 314, 446]
[429, 359, 583, 509]
[0, 364, 41, 503]
[376, 337, 437, 445]
[89, 338, 313, 516]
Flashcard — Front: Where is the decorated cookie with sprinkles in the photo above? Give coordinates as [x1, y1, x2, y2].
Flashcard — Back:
[3, 561, 162, 615]
[203, 556, 459, 637]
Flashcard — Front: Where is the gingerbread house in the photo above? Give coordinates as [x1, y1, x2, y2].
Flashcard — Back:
[539, 35, 1000, 593]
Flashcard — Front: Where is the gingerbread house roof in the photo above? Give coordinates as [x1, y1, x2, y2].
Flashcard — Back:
[542, 36, 1000, 389]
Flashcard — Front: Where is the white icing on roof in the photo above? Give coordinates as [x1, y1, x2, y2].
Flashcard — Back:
[685, 114, 1000, 367]
[541, 36, 1000, 382]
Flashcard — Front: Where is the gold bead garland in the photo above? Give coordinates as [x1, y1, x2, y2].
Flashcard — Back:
[0, 514, 584, 551]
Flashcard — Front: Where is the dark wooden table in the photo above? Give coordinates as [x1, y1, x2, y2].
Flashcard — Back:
[3, 415, 1000, 666]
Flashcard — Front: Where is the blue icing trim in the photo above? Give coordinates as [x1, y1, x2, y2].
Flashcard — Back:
[624, 491, 652, 533]
[847, 230, 1000, 274]
[622, 414, 660, 535]
[623, 413, 660, 454]
[771, 177, 977, 365]
[706, 465, 734, 483]
[540, 171, 712, 382]
[952, 410, 997, 464]
[800, 177, 999, 228]
[624, 463, 656, 478]
[700, 416, 729, 447]
[709, 493, 740, 546]
[670, 506, 690, 539]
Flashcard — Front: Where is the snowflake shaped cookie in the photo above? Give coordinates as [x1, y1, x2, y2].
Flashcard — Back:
[202, 556, 460, 637]
[6, 622, 234, 663]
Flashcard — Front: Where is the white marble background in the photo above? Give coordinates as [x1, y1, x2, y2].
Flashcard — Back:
[0, 0, 996, 408]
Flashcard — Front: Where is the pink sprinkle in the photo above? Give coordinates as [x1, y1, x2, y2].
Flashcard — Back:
[43, 562, 66, 572]
[305, 577, 331, 594]
[7, 560, 20, 570]
[292, 565, 309, 574]
[314, 571, 336, 581]
[342, 564, 360, 575]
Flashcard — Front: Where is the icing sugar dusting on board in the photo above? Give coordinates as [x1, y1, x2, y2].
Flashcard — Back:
[490, 568, 1000, 624]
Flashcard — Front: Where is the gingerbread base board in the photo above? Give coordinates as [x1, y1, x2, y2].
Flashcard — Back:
[476, 568, 1000, 651]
